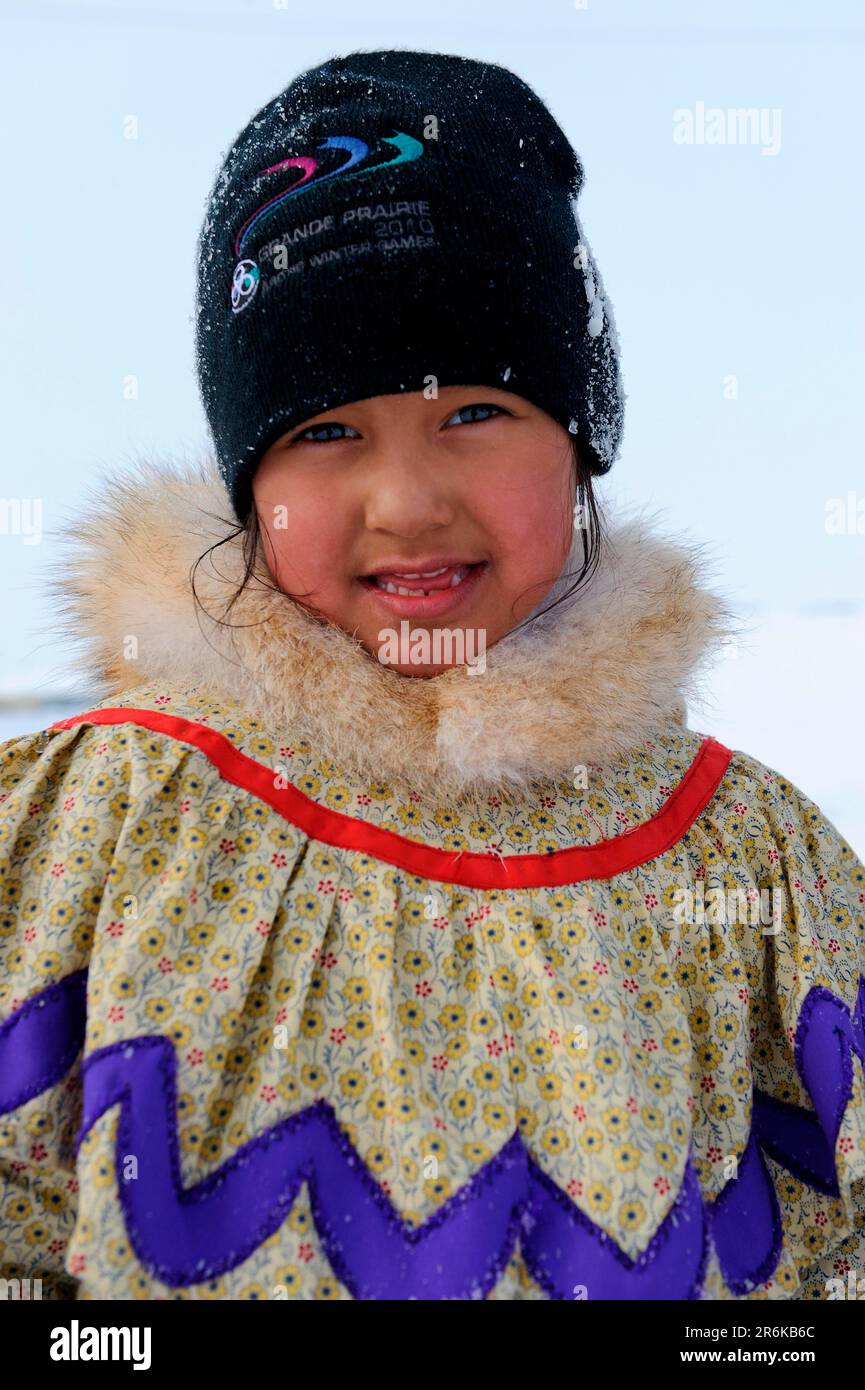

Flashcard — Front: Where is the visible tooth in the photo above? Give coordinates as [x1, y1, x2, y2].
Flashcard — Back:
[375, 567, 470, 596]
[391, 566, 448, 579]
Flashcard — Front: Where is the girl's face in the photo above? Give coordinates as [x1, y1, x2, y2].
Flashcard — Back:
[252, 386, 576, 677]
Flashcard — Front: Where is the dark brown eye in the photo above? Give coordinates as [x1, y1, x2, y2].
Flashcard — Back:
[291, 421, 361, 444]
[447, 403, 510, 427]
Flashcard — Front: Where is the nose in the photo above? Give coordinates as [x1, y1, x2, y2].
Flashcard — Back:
[362, 446, 456, 537]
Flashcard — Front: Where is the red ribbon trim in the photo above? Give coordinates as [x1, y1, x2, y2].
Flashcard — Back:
[49, 707, 734, 889]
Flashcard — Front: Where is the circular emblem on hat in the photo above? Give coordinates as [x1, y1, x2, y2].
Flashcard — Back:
[231, 259, 260, 314]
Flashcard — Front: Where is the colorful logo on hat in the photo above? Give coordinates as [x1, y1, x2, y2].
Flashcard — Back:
[231, 259, 261, 314]
[230, 130, 424, 314]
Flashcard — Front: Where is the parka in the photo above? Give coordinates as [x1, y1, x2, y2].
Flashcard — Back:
[1, 456, 863, 1301]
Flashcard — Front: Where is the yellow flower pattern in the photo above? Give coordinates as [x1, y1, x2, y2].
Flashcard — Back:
[0, 681, 863, 1299]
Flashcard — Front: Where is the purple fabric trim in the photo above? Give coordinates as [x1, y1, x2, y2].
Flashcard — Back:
[3, 970, 864, 1297]
[795, 981, 865, 1151]
[707, 972, 865, 1294]
[705, 1127, 783, 1295]
[0, 969, 87, 1113]
[752, 1089, 840, 1195]
[523, 1144, 708, 1300]
[749, 975, 865, 1199]
[74, 1034, 708, 1297]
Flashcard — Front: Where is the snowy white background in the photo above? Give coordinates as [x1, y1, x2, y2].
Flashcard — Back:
[0, 0, 862, 855]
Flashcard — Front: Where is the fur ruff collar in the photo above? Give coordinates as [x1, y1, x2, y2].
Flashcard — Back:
[47, 454, 734, 801]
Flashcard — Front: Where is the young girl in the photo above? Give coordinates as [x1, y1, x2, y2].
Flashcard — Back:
[1, 48, 863, 1303]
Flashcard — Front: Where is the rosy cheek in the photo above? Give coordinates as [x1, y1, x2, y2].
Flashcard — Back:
[257, 517, 302, 590]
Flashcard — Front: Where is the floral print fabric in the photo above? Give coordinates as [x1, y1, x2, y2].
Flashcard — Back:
[1, 681, 863, 1299]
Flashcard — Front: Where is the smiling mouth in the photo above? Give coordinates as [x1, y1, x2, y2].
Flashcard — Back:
[359, 562, 485, 596]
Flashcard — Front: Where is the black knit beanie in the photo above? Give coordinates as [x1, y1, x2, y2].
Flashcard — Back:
[194, 48, 624, 523]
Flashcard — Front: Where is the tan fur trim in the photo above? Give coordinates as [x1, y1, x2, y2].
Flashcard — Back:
[45, 452, 736, 801]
